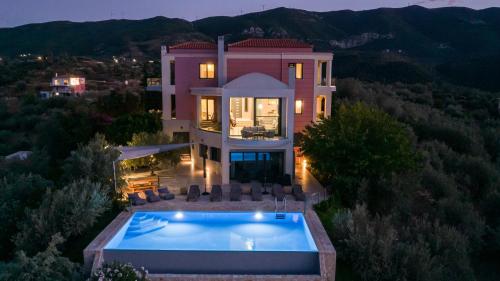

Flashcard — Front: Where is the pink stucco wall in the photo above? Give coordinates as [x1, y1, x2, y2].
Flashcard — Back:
[174, 56, 218, 120]
[227, 58, 315, 133]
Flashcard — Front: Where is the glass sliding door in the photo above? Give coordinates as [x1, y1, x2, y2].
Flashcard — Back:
[199, 97, 221, 132]
[255, 98, 281, 135]
[229, 151, 284, 183]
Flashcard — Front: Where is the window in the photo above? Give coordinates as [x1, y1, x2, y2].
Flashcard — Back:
[171, 95, 176, 119]
[295, 100, 303, 114]
[199, 144, 208, 158]
[289, 63, 303, 79]
[199, 63, 215, 79]
[200, 98, 215, 121]
[210, 147, 221, 162]
[170, 61, 175, 85]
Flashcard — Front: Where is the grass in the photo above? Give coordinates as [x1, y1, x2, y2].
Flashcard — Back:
[314, 196, 360, 281]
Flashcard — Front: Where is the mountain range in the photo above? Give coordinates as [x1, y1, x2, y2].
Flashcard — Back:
[1, 6, 500, 91]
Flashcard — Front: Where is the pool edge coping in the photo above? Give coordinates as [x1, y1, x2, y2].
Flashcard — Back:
[83, 210, 336, 281]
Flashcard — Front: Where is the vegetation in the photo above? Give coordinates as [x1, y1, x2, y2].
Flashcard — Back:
[0, 85, 165, 279]
[89, 262, 149, 281]
[309, 79, 500, 281]
[302, 102, 418, 208]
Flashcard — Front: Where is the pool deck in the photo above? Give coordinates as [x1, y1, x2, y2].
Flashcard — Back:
[84, 167, 336, 281]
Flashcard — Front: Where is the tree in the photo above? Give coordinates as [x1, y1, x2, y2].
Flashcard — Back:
[301, 102, 418, 207]
[0, 174, 52, 259]
[122, 131, 181, 173]
[62, 134, 122, 197]
[0, 234, 82, 281]
[14, 178, 110, 255]
[105, 111, 162, 145]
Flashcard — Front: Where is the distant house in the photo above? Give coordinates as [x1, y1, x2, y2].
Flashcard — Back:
[5, 151, 32, 161]
[50, 74, 86, 96]
[146, 78, 161, 92]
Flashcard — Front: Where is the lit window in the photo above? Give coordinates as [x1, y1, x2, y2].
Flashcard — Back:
[70, 78, 80, 86]
[295, 100, 303, 114]
[199, 63, 215, 79]
[289, 63, 303, 79]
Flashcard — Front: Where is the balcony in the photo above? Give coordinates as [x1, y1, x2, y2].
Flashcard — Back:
[199, 120, 221, 133]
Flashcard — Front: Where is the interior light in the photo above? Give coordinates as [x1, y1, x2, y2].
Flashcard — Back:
[254, 212, 263, 220]
[245, 239, 254, 250]
[175, 212, 184, 219]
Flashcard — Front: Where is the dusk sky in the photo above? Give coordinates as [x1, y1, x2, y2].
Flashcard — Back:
[1, 0, 499, 27]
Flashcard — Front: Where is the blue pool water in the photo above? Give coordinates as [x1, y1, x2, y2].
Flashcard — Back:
[105, 211, 318, 252]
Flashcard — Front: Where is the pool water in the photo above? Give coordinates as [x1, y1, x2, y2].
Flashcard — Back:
[105, 211, 318, 252]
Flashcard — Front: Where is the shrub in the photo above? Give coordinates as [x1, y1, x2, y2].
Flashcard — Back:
[62, 134, 122, 197]
[14, 178, 110, 255]
[89, 262, 149, 281]
[0, 174, 52, 259]
[302, 102, 418, 207]
[0, 234, 82, 281]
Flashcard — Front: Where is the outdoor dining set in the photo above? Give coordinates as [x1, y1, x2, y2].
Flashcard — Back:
[240, 126, 276, 139]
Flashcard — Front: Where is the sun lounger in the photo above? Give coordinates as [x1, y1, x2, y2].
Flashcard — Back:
[230, 184, 242, 201]
[158, 187, 175, 200]
[292, 184, 306, 201]
[187, 185, 200, 202]
[272, 184, 286, 201]
[127, 192, 147, 206]
[210, 185, 222, 202]
[144, 189, 161, 202]
[251, 181, 263, 201]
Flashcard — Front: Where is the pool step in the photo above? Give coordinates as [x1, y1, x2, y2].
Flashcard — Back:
[275, 213, 286, 219]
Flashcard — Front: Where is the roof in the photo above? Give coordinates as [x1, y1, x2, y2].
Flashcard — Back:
[228, 38, 312, 49]
[169, 42, 217, 50]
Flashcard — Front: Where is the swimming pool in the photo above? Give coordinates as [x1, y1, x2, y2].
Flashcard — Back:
[103, 211, 320, 275]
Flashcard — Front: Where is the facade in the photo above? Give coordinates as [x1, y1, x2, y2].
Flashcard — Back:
[51, 74, 86, 96]
[161, 37, 335, 184]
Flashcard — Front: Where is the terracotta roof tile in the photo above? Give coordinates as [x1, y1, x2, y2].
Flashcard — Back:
[169, 42, 217, 50]
[228, 38, 312, 49]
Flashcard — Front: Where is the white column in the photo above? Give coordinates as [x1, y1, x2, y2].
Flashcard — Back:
[161, 46, 172, 121]
[325, 94, 332, 118]
[326, 60, 332, 87]
[217, 36, 226, 87]
[221, 93, 230, 184]
[196, 95, 201, 129]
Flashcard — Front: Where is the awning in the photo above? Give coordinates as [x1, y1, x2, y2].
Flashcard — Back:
[115, 143, 191, 161]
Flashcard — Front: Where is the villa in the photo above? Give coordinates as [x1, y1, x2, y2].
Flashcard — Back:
[85, 37, 337, 281]
[161, 37, 336, 185]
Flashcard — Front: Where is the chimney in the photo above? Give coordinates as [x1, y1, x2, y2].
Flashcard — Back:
[217, 36, 225, 87]
[288, 66, 296, 89]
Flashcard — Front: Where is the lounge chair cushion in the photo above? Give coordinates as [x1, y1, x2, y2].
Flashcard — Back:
[210, 185, 222, 202]
[144, 189, 161, 202]
[127, 192, 146, 205]
[158, 188, 175, 200]
[187, 185, 200, 202]
[230, 184, 242, 201]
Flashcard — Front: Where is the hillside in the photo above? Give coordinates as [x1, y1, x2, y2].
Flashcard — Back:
[1, 6, 500, 91]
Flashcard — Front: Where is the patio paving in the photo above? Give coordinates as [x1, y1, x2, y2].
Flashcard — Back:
[127, 160, 327, 201]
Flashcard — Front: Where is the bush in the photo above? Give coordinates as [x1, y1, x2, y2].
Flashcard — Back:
[302, 102, 418, 207]
[89, 262, 149, 281]
[0, 234, 82, 281]
[105, 111, 162, 145]
[0, 174, 52, 259]
[14, 178, 110, 255]
[62, 134, 122, 198]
